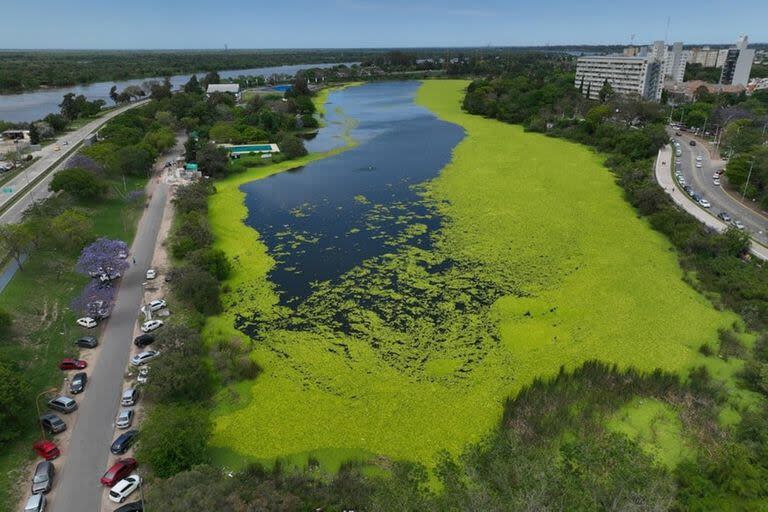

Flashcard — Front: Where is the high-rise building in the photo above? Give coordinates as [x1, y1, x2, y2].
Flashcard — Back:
[665, 42, 688, 83]
[575, 54, 664, 101]
[720, 35, 754, 86]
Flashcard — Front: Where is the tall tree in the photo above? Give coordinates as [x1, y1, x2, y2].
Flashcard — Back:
[598, 79, 614, 103]
[109, 85, 119, 104]
[29, 123, 40, 145]
[184, 74, 202, 94]
[0, 224, 33, 270]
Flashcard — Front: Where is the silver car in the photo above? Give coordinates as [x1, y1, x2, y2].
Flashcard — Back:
[116, 409, 134, 429]
[121, 388, 139, 407]
[31, 461, 54, 494]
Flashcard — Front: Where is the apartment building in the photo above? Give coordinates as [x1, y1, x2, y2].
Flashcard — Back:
[575, 54, 664, 101]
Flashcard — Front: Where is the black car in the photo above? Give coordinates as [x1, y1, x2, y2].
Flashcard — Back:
[69, 372, 88, 394]
[115, 501, 144, 512]
[683, 186, 693, 195]
[39, 413, 67, 435]
[691, 193, 701, 202]
[689, 140, 696, 146]
[133, 334, 155, 348]
[111, 430, 139, 455]
[75, 336, 98, 348]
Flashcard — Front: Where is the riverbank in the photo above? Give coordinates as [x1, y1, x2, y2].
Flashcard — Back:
[203, 79, 747, 475]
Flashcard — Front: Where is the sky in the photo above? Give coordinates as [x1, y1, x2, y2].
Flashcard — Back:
[1, 0, 766, 49]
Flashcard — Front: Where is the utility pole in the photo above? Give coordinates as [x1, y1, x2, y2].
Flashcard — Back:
[742, 160, 755, 200]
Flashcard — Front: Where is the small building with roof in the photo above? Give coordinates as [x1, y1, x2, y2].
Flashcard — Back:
[206, 84, 241, 101]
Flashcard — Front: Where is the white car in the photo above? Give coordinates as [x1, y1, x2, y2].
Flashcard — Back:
[76, 317, 98, 329]
[116, 409, 134, 429]
[733, 220, 745, 230]
[695, 162, 703, 168]
[148, 299, 167, 312]
[141, 319, 163, 333]
[713, 179, 721, 186]
[131, 350, 159, 366]
[145, 269, 156, 280]
[137, 366, 150, 384]
[699, 198, 711, 208]
[108, 475, 141, 503]
[696, 155, 703, 162]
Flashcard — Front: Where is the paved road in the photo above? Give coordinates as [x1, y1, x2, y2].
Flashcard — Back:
[655, 145, 768, 261]
[671, 130, 768, 246]
[51, 138, 184, 512]
[0, 100, 147, 224]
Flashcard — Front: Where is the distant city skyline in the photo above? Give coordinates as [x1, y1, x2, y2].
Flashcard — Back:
[1, 0, 766, 49]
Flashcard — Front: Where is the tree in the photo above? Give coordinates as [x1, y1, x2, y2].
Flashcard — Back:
[29, 123, 40, 145]
[598, 79, 614, 103]
[276, 133, 307, 159]
[188, 248, 232, 280]
[197, 143, 229, 177]
[65, 154, 104, 175]
[137, 405, 212, 478]
[173, 266, 221, 314]
[50, 209, 94, 252]
[0, 359, 29, 443]
[0, 224, 33, 270]
[143, 127, 176, 154]
[71, 280, 116, 318]
[145, 347, 211, 403]
[110, 145, 154, 176]
[184, 74, 202, 94]
[50, 168, 107, 200]
[109, 85, 119, 104]
[201, 71, 221, 89]
[0, 308, 11, 334]
[76, 238, 129, 277]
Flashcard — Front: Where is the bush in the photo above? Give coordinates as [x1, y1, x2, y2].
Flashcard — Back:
[188, 248, 232, 281]
[0, 359, 30, 443]
[171, 212, 213, 259]
[277, 133, 307, 159]
[49, 168, 107, 200]
[146, 347, 211, 403]
[173, 266, 221, 314]
[136, 404, 211, 478]
[0, 308, 11, 334]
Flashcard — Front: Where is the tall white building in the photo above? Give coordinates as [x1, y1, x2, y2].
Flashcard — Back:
[665, 42, 689, 83]
[720, 35, 755, 86]
[575, 54, 664, 101]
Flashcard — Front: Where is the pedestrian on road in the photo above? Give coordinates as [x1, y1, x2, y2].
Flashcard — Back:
[132, 257, 136, 265]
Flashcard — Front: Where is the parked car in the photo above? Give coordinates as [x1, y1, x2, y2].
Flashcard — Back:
[137, 367, 150, 384]
[75, 336, 98, 348]
[133, 334, 155, 348]
[76, 317, 98, 329]
[696, 155, 703, 162]
[111, 430, 139, 455]
[713, 178, 721, 186]
[115, 502, 144, 512]
[109, 475, 141, 503]
[140, 319, 163, 333]
[70, 372, 88, 394]
[691, 193, 701, 202]
[39, 413, 66, 435]
[48, 396, 77, 414]
[59, 358, 87, 371]
[100, 458, 137, 486]
[733, 220, 745, 230]
[31, 460, 55, 494]
[148, 299, 167, 312]
[23, 493, 46, 512]
[145, 269, 156, 280]
[699, 198, 711, 208]
[689, 140, 696, 146]
[116, 409, 134, 429]
[131, 350, 159, 366]
[683, 186, 693, 195]
[118, 250, 129, 259]
[32, 440, 60, 461]
[717, 212, 732, 222]
[695, 162, 703, 168]
[121, 388, 139, 407]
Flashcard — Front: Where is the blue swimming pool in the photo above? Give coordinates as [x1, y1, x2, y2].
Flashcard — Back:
[272, 85, 293, 92]
[226, 144, 278, 154]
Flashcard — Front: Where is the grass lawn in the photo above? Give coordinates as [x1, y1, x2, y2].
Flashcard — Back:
[204, 80, 742, 474]
[0, 176, 145, 511]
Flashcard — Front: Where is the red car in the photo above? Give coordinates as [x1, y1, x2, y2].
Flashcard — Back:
[59, 358, 87, 370]
[100, 458, 137, 486]
[33, 440, 60, 461]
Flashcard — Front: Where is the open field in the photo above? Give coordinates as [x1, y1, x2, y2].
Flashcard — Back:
[205, 80, 742, 473]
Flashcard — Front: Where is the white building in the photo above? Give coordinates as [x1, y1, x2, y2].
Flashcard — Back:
[575, 54, 665, 102]
[720, 35, 755, 86]
[206, 84, 241, 101]
[665, 42, 689, 83]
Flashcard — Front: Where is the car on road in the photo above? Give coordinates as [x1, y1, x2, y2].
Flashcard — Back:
[683, 186, 693, 196]
[39, 413, 66, 435]
[696, 155, 703, 161]
[109, 475, 142, 503]
[689, 140, 696, 146]
[141, 319, 163, 333]
[58, 358, 87, 370]
[699, 198, 711, 208]
[115, 501, 144, 512]
[23, 493, 46, 512]
[116, 409, 134, 429]
[31, 460, 54, 494]
[148, 299, 167, 312]
[145, 268, 156, 279]
[53, 145, 61, 151]
[733, 220, 745, 230]
[48, 396, 77, 414]
[32, 440, 60, 461]
[100, 458, 137, 486]
[695, 161, 703, 168]
[111, 430, 139, 455]
[717, 212, 732, 222]
[75, 336, 98, 348]
[131, 350, 159, 366]
[713, 178, 721, 186]
[76, 317, 98, 329]
[121, 388, 139, 406]
[678, 177, 686, 186]
[69, 372, 88, 394]
[137, 366, 150, 384]
[133, 334, 155, 348]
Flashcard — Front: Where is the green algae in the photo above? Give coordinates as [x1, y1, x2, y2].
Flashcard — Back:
[205, 80, 739, 472]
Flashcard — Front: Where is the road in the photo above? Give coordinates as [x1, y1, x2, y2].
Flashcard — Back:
[655, 144, 768, 261]
[672, 130, 768, 246]
[51, 138, 183, 512]
[0, 100, 147, 224]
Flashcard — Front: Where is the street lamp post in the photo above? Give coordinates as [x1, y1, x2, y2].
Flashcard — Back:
[35, 388, 58, 440]
[742, 160, 755, 200]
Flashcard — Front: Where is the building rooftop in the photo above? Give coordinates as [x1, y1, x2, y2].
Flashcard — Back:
[206, 84, 240, 94]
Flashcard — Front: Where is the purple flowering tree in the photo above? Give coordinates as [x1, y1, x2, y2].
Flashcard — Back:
[76, 238, 130, 277]
[65, 154, 104, 176]
[71, 280, 116, 317]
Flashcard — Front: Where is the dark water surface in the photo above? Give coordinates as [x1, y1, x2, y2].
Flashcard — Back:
[240, 81, 464, 304]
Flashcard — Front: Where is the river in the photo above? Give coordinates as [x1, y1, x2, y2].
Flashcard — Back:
[0, 62, 355, 123]
[239, 81, 465, 305]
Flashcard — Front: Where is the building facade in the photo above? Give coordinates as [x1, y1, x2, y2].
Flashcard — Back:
[720, 36, 754, 86]
[665, 42, 689, 83]
[575, 55, 664, 101]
